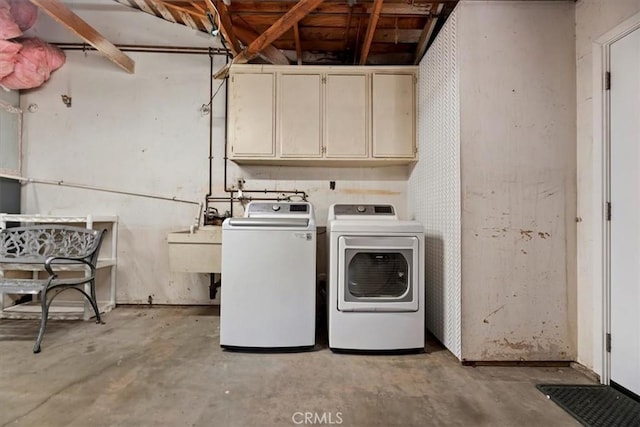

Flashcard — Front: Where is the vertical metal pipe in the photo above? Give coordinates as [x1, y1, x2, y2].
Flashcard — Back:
[206, 48, 214, 205]
[223, 54, 233, 217]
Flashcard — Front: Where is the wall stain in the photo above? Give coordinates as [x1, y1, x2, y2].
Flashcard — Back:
[482, 304, 506, 324]
[520, 230, 534, 240]
[479, 336, 570, 360]
[476, 228, 553, 241]
[502, 338, 534, 352]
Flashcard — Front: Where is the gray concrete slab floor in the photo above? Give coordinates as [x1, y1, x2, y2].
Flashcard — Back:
[0, 307, 593, 427]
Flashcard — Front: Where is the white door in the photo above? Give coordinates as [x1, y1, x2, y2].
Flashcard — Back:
[610, 26, 640, 396]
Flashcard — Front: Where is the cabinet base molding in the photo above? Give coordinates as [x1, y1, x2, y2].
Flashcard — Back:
[231, 158, 416, 167]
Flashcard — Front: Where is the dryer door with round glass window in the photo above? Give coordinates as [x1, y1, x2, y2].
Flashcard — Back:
[337, 236, 419, 312]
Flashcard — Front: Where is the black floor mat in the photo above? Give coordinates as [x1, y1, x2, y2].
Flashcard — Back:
[537, 384, 640, 427]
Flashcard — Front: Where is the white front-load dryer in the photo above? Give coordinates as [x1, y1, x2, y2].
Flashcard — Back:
[327, 204, 425, 352]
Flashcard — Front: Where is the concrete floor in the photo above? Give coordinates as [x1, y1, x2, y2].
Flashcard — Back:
[0, 306, 593, 427]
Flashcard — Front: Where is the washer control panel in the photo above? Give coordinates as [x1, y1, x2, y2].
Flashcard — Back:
[333, 204, 395, 216]
[246, 202, 311, 216]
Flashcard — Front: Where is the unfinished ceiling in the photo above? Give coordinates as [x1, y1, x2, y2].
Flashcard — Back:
[114, 0, 458, 65]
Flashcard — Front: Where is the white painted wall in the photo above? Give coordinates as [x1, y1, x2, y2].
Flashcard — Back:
[458, 0, 576, 361]
[575, 0, 640, 374]
[19, 1, 408, 305]
[410, 1, 576, 361]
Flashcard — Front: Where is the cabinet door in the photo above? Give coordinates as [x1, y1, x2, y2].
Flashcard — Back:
[325, 74, 369, 158]
[229, 73, 275, 157]
[372, 73, 415, 158]
[278, 73, 322, 158]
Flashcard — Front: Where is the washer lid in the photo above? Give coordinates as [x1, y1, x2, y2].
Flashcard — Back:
[226, 218, 310, 228]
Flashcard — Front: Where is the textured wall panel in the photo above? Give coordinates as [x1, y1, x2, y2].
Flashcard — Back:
[408, 8, 462, 359]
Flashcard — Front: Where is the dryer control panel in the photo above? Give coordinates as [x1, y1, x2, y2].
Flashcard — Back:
[332, 204, 395, 216]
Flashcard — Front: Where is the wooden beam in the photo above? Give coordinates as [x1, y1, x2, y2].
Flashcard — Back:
[215, 1, 242, 53]
[293, 23, 302, 65]
[359, 0, 383, 65]
[29, 0, 135, 73]
[373, 28, 422, 44]
[233, 25, 289, 65]
[150, 1, 178, 22]
[236, 15, 425, 29]
[207, 2, 441, 16]
[158, 1, 204, 17]
[269, 39, 412, 54]
[413, 3, 443, 64]
[234, 0, 325, 64]
[134, 0, 155, 15]
[199, 14, 214, 33]
[370, 3, 433, 16]
[343, 5, 353, 50]
[190, 1, 206, 14]
[204, 0, 241, 55]
[178, 10, 199, 29]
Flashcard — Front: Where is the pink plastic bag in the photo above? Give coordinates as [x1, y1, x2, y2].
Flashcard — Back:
[10, 0, 37, 31]
[0, 0, 22, 40]
[0, 38, 66, 90]
[0, 38, 20, 78]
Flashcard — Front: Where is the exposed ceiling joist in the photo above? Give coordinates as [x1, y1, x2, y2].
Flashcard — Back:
[343, 5, 353, 49]
[205, 0, 241, 55]
[133, 0, 154, 15]
[157, 0, 203, 17]
[413, 3, 443, 64]
[189, 1, 206, 14]
[367, 3, 434, 16]
[233, 25, 289, 65]
[233, 0, 325, 64]
[113, 0, 457, 66]
[373, 29, 423, 44]
[359, 0, 383, 65]
[149, 1, 178, 22]
[31, 0, 135, 73]
[207, 2, 440, 17]
[178, 10, 199, 29]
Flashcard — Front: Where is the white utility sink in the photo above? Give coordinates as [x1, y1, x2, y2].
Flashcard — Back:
[167, 226, 222, 273]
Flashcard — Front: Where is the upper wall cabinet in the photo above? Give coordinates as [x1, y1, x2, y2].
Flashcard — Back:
[227, 65, 417, 166]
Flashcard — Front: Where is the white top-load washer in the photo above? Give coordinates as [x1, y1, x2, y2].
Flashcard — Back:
[327, 204, 425, 352]
[221, 201, 316, 349]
